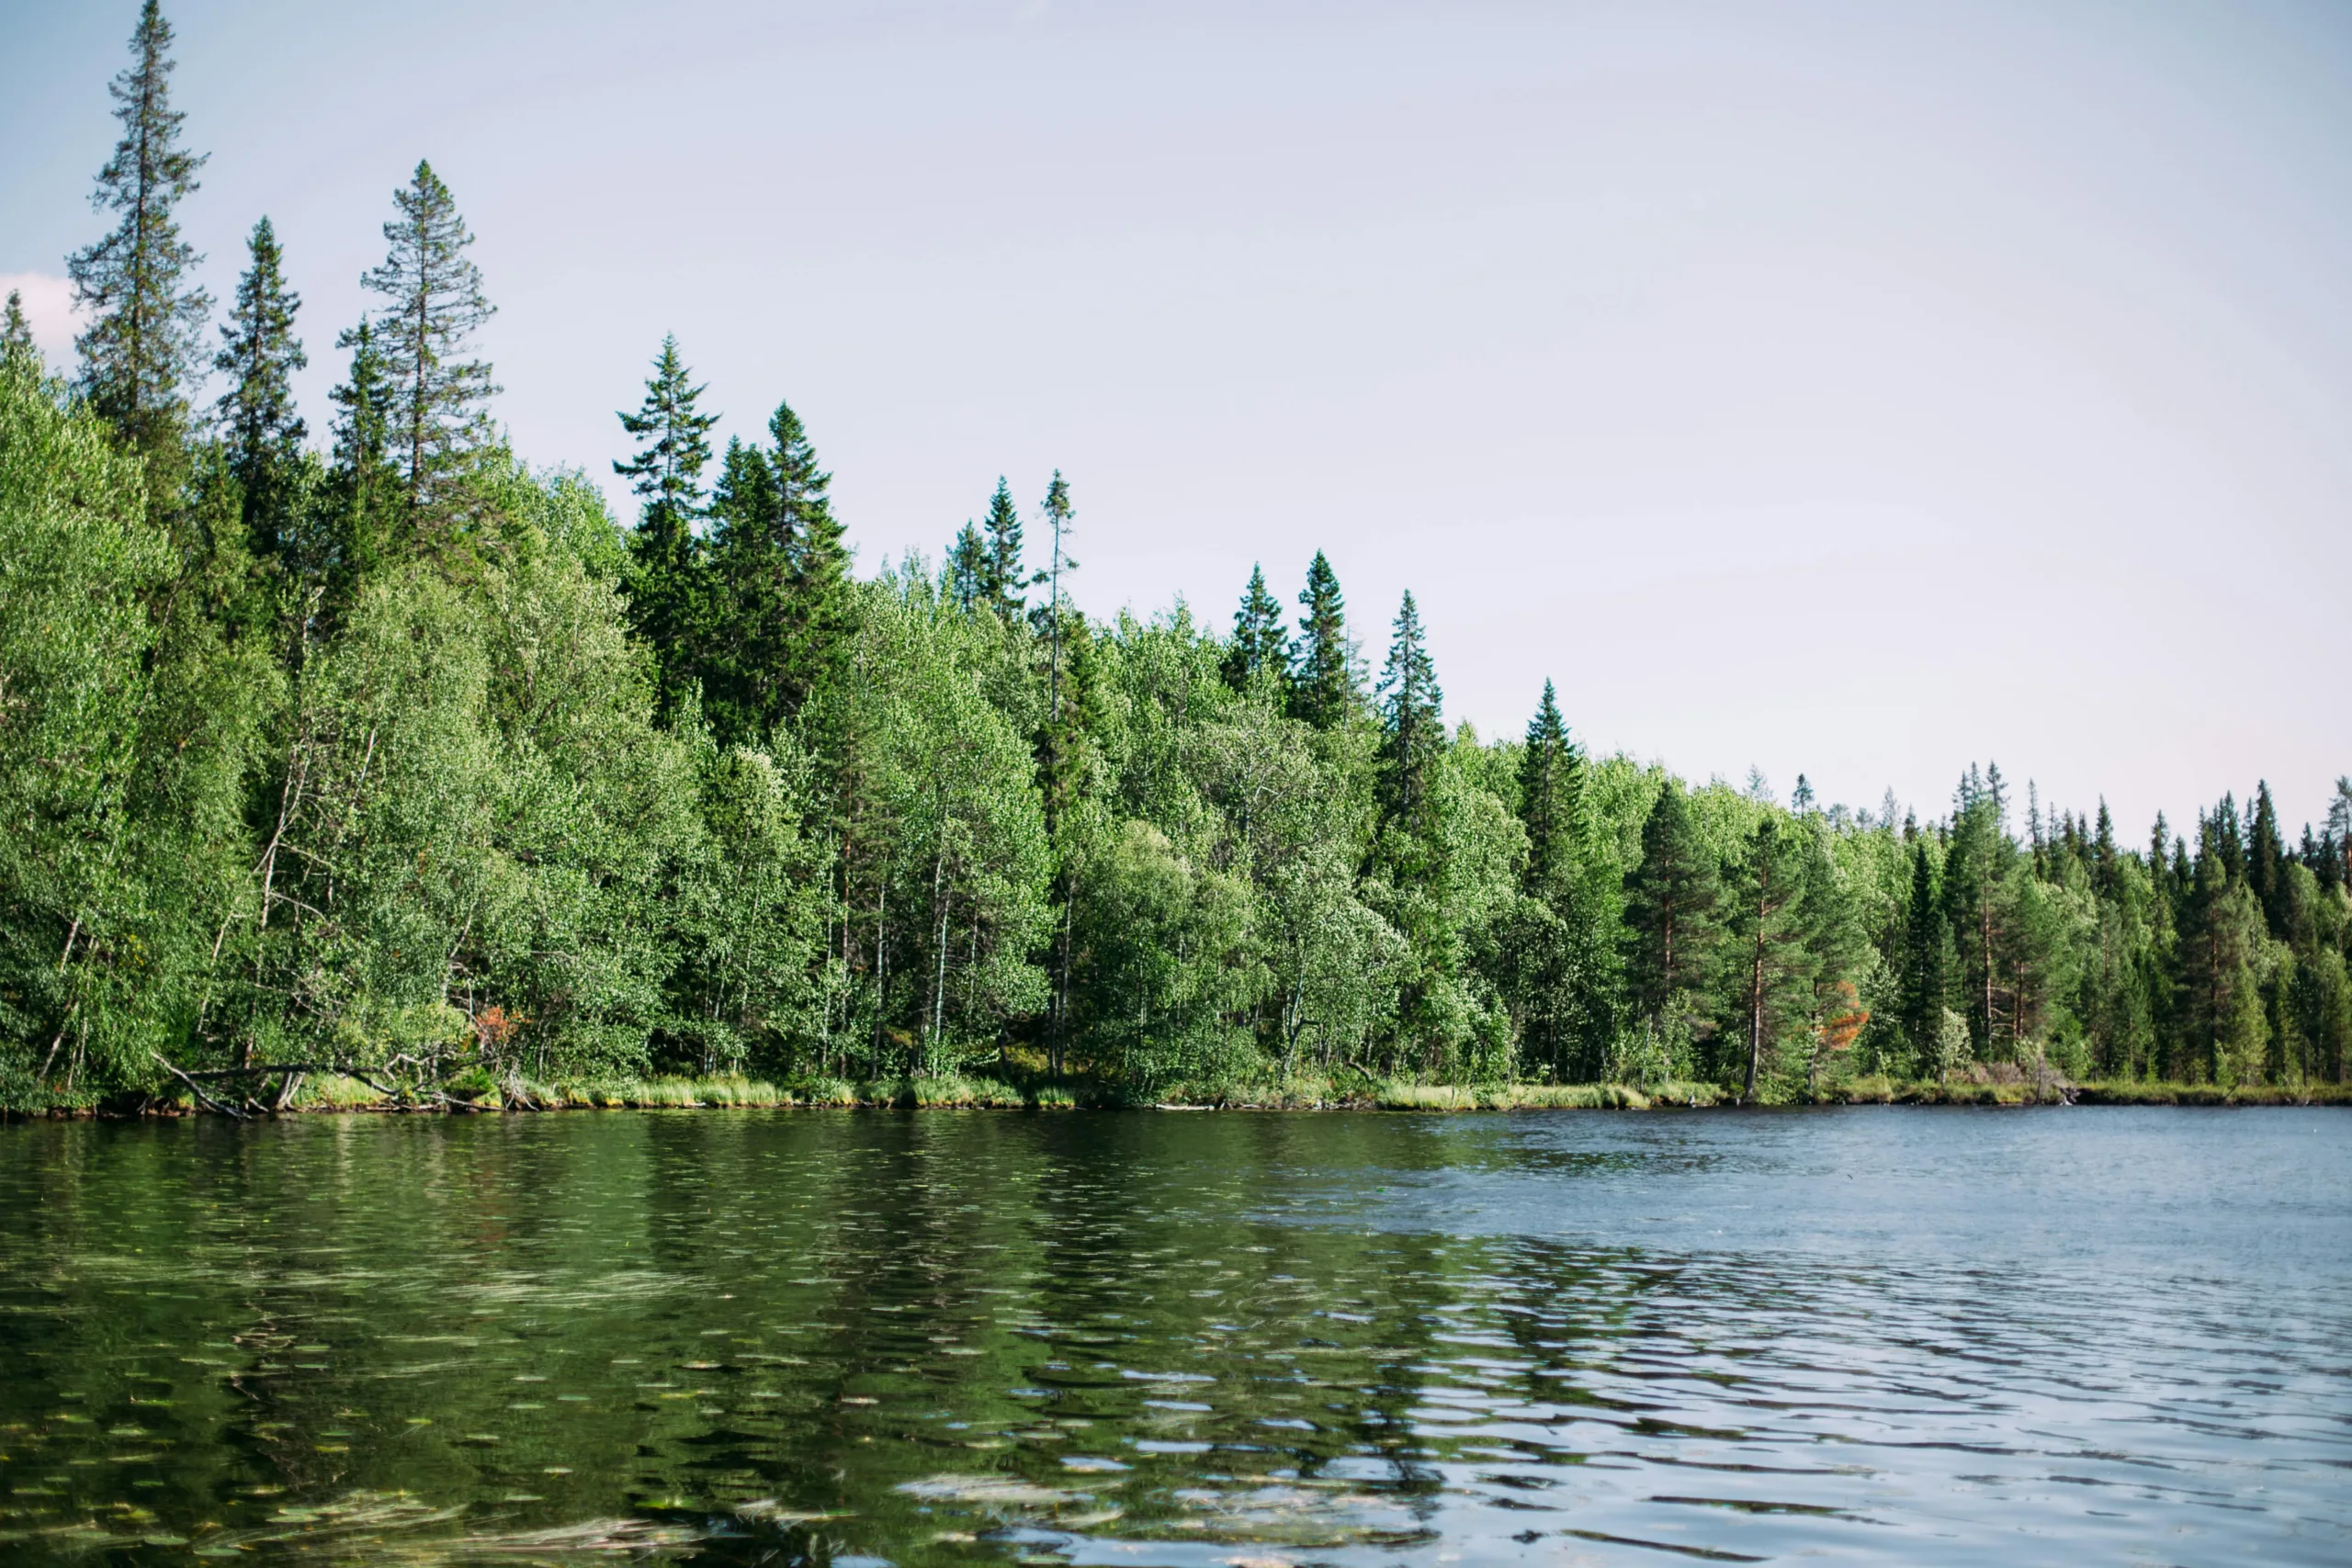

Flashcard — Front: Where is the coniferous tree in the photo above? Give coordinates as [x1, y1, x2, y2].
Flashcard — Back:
[212, 217, 307, 564]
[324, 316, 398, 598]
[1622, 781, 1721, 1052]
[68, 0, 211, 471]
[1222, 564, 1290, 692]
[947, 521, 988, 614]
[978, 478, 1029, 618]
[1374, 592, 1443, 826]
[1722, 815, 1816, 1101]
[616, 335, 718, 707]
[1291, 550, 1357, 729]
[1897, 838, 1949, 1071]
[1, 291, 35, 372]
[361, 160, 496, 525]
[1517, 680, 1581, 897]
[700, 435, 781, 739]
[2249, 780, 2288, 936]
[775, 400, 852, 716]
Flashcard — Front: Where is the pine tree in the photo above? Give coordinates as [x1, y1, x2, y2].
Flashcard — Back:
[1222, 564, 1290, 692]
[1, 291, 36, 373]
[361, 159, 496, 525]
[1036, 470, 1078, 723]
[68, 0, 212, 468]
[978, 478, 1029, 618]
[1791, 774, 1815, 817]
[1518, 679, 1581, 897]
[1374, 592, 1443, 826]
[1622, 780, 1722, 1045]
[947, 521, 988, 614]
[1291, 549, 1357, 729]
[212, 217, 307, 562]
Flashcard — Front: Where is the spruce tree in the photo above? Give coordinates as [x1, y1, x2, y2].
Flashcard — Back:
[1221, 564, 1290, 692]
[1374, 592, 1443, 825]
[1622, 780, 1722, 1043]
[616, 337, 718, 714]
[701, 435, 782, 740]
[1518, 680, 1581, 898]
[947, 521, 988, 614]
[68, 0, 212, 468]
[978, 477, 1029, 618]
[1291, 549, 1357, 729]
[1898, 839, 1950, 1072]
[361, 160, 496, 525]
[1, 291, 35, 373]
[213, 217, 307, 562]
[325, 316, 398, 595]
[2249, 780, 2288, 936]
[774, 399, 851, 716]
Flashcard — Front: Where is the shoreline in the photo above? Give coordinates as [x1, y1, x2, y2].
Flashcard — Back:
[6, 1075, 2347, 1121]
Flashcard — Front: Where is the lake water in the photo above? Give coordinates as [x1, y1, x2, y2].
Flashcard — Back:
[1, 1107, 2346, 1565]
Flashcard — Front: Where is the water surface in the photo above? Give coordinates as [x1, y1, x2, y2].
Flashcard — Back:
[1, 1107, 2345, 1564]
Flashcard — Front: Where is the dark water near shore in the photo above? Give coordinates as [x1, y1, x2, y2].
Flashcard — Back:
[1, 1108, 2346, 1566]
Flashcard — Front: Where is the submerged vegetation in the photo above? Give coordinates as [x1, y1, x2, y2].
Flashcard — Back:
[4, 5, 2350, 1117]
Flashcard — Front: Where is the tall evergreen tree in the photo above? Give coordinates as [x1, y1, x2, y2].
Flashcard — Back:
[1517, 680, 1582, 897]
[1291, 549, 1357, 729]
[1, 291, 35, 372]
[1622, 781, 1722, 1047]
[68, 0, 212, 469]
[1722, 815, 1817, 1101]
[2249, 780, 2288, 936]
[774, 399, 851, 716]
[1222, 564, 1290, 692]
[324, 316, 397, 595]
[616, 337, 718, 712]
[1374, 592, 1443, 826]
[1898, 839, 1950, 1072]
[978, 478, 1029, 618]
[361, 159, 496, 525]
[700, 435, 782, 739]
[212, 217, 307, 562]
[946, 521, 988, 614]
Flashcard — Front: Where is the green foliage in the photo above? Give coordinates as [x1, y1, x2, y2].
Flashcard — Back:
[11, 23, 2349, 1111]
[362, 160, 497, 530]
[69, 0, 212, 472]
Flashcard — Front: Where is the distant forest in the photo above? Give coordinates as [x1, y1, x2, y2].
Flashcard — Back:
[3, 4, 2347, 1111]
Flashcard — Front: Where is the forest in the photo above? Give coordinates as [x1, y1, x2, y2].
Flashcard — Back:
[3, 4, 2348, 1115]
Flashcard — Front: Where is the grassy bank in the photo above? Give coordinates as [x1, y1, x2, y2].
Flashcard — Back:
[9, 1069, 2349, 1118]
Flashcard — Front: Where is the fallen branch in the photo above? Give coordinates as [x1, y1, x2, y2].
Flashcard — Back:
[150, 1053, 248, 1118]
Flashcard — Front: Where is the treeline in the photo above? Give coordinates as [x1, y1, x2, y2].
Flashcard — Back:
[3, 4, 2348, 1111]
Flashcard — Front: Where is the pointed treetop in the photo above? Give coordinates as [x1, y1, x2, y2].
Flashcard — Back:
[68, 0, 212, 456]
[1223, 562, 1290, 691]
[1291, 549, 1357, 729]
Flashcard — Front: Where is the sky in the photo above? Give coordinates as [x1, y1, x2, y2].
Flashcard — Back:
[4, 0, 2348, 839]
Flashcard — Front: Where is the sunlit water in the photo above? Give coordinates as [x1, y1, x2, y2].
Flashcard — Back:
[1, 1108, 2345, 1565]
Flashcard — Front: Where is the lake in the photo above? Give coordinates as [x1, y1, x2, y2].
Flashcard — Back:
[1, 1107, 2345, 1565]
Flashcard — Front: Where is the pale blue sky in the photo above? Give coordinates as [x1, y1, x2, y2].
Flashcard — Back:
[5, 0, 2348, 837]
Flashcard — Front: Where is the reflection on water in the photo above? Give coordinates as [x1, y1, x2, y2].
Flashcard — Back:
[0, 1108, 2345, 1564]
